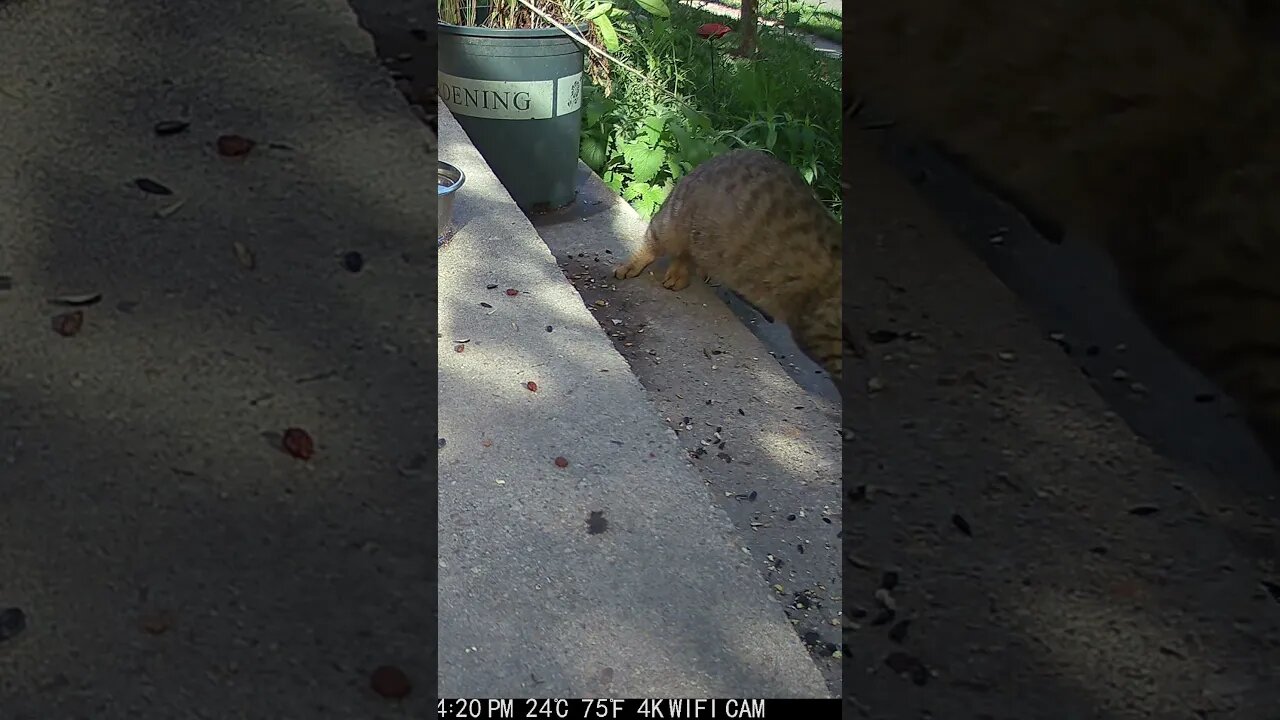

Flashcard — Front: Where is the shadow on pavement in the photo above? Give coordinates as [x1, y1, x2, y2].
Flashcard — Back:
[843, 121, 1280, 719]
[1, 0, 436, 715]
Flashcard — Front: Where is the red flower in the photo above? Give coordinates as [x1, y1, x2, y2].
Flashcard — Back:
[697, 23, 732, 40]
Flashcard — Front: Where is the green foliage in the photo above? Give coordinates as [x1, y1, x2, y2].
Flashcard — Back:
[578, 2, 841, 220]
[714, 0, 843, 44]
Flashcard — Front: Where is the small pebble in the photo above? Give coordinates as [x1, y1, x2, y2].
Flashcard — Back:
[153, 120, 190, 136]
[888, 619, 911, 643]
[370, 665, 412, 699]
[586, 510, 607, 534]
[342, 251, 364, 272]
[398, 453, 430, 477]
[140, 612, 173, 635]
[0, 607, 26, 642]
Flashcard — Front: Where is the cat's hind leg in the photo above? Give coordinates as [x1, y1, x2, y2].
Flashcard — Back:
[661, 251, 694, 291]
[614, 228, 661, 280]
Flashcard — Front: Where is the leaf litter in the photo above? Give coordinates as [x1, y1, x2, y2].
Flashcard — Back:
[51, 311, 84, 337]
[155, 200, 186, 218]
[281, 428, 314, 460]
[216, 134, 256, 157]
[48, 293, 102, 307]
[232, 241, 255, 270]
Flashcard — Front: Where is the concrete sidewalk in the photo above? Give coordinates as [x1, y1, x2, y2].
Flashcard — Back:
[0, 0, 435, 716]
[436, 105, 831, 698]
[529, 162, 843, 691]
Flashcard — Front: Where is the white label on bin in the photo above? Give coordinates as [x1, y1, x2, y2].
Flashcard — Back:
[556, 73, 583, 116]
[438, 71, 581, 120]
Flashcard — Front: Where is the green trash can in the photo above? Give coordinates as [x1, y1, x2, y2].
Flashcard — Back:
[438, 20, 587, 212]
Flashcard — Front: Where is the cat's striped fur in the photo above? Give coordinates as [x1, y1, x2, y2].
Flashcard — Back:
[849, 0, 1280, 466]
[613, 149, 845, 389]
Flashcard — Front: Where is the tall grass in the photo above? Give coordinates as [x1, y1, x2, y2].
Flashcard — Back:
[438, 0, 612, 87]
[440, 0, 579, 28]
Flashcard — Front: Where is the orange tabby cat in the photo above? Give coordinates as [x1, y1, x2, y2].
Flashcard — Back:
[848, 0, 1280, 466]
[613, 149, 845, 388]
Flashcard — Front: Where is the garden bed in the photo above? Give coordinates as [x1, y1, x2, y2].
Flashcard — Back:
[578, 2, 840, 219]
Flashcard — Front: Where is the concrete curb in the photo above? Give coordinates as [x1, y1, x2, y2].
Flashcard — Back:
[436, 104, 831, 698]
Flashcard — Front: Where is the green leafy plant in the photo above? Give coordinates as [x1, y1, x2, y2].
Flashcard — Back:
[578, 3, 841, 219]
